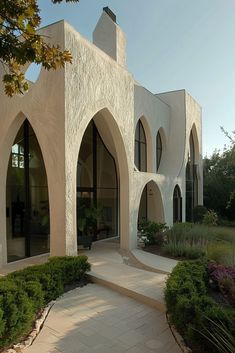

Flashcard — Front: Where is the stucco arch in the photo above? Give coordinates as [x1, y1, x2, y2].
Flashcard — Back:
[75, 106, 130, 250]
[0, 113, 24, 265]
[157, 127, 167, 149]
[191, 123, 200, 165]
[135, 116, 153, 172]
[137, 180, 165, 228]
[0, 112, 53, 265]
[1, 112, 52, 186]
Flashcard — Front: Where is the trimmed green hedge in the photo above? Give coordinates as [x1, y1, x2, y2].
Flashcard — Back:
[165, 260, 235, 353]
[0, 256, 90, 349]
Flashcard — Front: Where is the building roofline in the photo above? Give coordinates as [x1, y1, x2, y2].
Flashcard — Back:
[156, 88, 185, 95]
[135, 82, 171, 108]
[38, 19, 65, 31]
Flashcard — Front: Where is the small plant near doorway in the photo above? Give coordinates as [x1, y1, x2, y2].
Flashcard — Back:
[77, 204, 103, 249]
[138, 220, 168, 246]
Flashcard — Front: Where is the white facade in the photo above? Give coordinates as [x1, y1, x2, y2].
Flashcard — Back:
[0, 8, 203, 267]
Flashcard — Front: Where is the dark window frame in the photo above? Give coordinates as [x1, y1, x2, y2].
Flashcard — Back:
[7, 119, 50, 261]
[135, 120, 147, 172]
[173, 185, 182, 223]
[186, 132, 199, 221]
[77, 121, 118, 238]
[156, 131, 162, 172]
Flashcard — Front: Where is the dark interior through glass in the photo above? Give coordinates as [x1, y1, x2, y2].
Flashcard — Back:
[186, 132, 198, 221]
[135, 120, 147, 172]
[173, 185, 182, 223]
[6, 120, 50, 262]
[138, 185, 147, 228]
[77, 120, 118, 241]
[156, 131, 162, 171]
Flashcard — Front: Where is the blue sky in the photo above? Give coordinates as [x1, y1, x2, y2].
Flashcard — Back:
[37, 0, 235, 157]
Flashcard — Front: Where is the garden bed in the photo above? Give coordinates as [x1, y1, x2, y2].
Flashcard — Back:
[0, 256, 91, 352]
[165, 260, 235, 353]
[140, 221, 235, 264]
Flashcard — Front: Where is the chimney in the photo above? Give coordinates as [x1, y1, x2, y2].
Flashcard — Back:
[103, 7, 116, 23]
[93, 7, 126, 68]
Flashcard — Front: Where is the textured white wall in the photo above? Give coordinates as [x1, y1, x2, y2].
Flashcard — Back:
[0, 22, 67, 266]
[185, 92, 203, 205]
[0, 15, 203, 266]
[64, 22, 134, 251]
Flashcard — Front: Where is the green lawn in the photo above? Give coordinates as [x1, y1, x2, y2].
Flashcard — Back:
[207, 226, 235, 266]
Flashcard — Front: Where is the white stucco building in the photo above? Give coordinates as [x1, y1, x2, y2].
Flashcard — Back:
[0, 8, 203, 266]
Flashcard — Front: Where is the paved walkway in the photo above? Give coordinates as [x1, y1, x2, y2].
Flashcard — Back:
[131, 249, 178, 274]
[1, 239, 181, 353]
[25, 284, 181, 353]
[82, 240, 174, 311]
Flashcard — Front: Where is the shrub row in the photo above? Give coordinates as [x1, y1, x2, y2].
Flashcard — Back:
[0, 256, 90, 349]
[165, 260, 235, 353]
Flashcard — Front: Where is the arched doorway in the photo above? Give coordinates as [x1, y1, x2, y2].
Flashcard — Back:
[138, 181, 164, 227]
[173, 185, 182, 223]
[77, 120, 118, 241]
[6, 120, 50, 262]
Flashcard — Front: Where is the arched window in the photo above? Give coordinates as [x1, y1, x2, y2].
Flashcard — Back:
[135, 120, 147, 171]
[186, 131, 198, 221]
[156, 131, 162, 172]
[77, 120, 118, 240]
[137, 181, 165, 228]
[173, 185, 182, 223]
[6, 119, 50, 262]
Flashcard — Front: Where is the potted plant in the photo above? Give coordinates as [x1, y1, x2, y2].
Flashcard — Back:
[77, 204, 103, 249]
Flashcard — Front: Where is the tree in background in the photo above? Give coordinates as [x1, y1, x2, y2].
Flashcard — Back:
[0, 0, 79, 96]
[204, 129, 235, 222]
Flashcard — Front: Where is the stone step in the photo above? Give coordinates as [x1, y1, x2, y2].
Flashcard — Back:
[88, 267, 166, 313]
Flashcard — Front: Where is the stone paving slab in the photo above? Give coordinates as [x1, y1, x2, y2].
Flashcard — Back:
[25, 284, 181, 353]
[88, 263, 167, 312]
[83, 241, 168, 312]
[131, 249, 178, 274]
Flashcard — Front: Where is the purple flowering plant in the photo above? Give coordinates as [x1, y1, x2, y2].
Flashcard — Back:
[208, 262, 235, 303]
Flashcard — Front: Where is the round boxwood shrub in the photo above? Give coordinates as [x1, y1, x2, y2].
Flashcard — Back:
[0, 278, 35, 347]
[0, 255, 91, 350]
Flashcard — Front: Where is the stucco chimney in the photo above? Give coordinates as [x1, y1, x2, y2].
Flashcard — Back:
[93, 7, 126, 68]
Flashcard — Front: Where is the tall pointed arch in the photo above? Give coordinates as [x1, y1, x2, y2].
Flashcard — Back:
[77, 120, 118, 241]
[135, 119, 147, 172]
[134, 116, 153, 172]
[186, 127, 199, 221]
[173, 185, 182, 223]
[137, 180, 165, 227]
[6, 119, 50, 262]
[76, 107, 130, 249]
